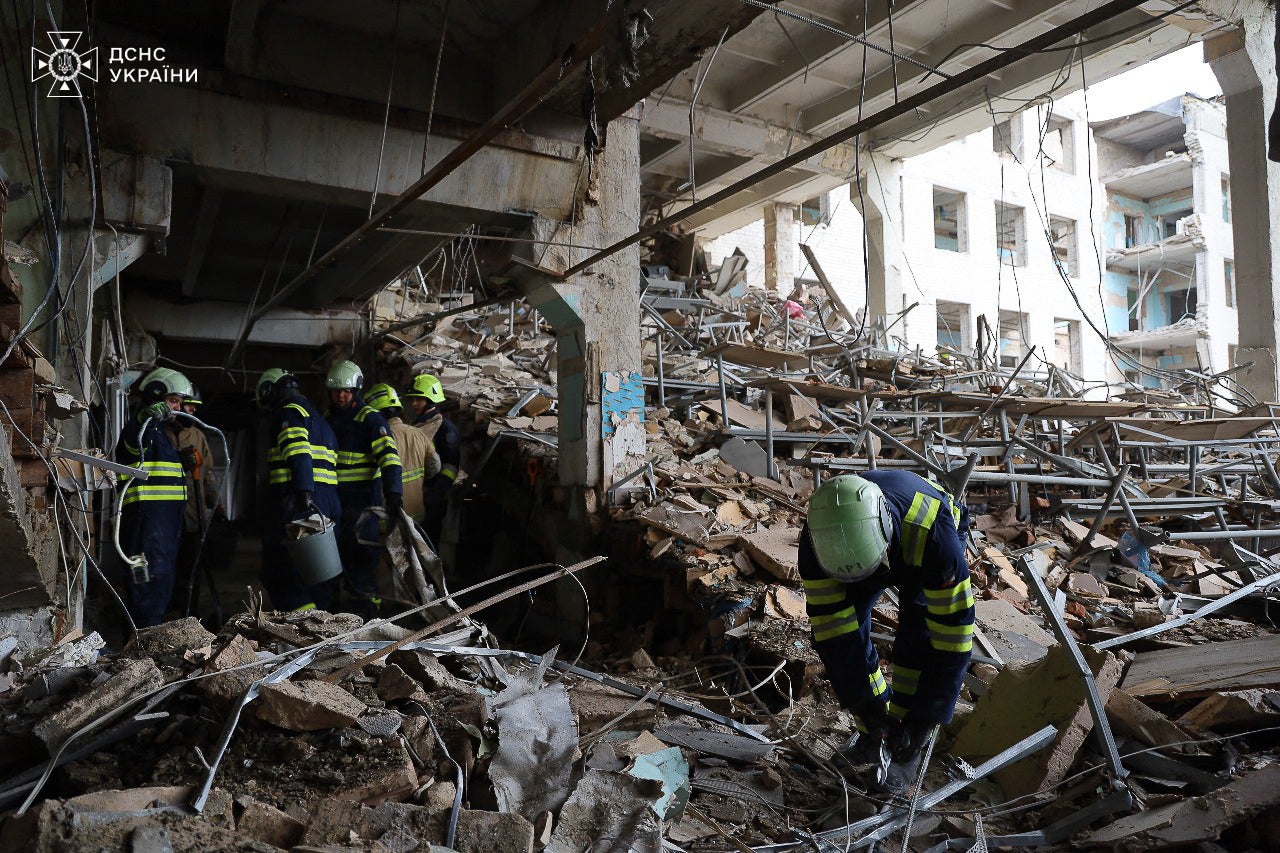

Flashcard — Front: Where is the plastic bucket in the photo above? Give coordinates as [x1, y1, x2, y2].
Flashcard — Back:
[286, 515, 343, 585]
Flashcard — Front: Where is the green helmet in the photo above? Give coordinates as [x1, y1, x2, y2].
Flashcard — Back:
[326, 361, 364, 391]
[255, 368, 294, 409]
[807, 475, 893, 582]
[364, 383, 402, 413]
[403, 372, 445, 403]
[138, 367, 194, 402]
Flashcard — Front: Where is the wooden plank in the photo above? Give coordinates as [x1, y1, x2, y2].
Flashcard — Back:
[1121, 634, 1280, 699]
[1110, 417, 1274, 443]
[748, 377, 865, 403]
[700, 341, 803, 371]
[699, 398, 767, 430]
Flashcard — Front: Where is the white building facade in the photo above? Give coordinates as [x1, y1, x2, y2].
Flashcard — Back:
[702, 93, 1235, 394]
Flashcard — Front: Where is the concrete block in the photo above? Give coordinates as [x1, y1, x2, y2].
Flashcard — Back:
[952, 644, 1124, 800]
[33, 658, 164, 748]
[302, 797, 366, 846]
[334, 739, 418, 805]
[376, 663, 428, 702]
[235, 796, 305, 848]
[194, 635, 263, 707]
[255, 680, 365, 731]
[124, 617, 216, 667]
[454, 809, 535, 853]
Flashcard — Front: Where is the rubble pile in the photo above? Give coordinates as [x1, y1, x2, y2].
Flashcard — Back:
[364, 251, 1280, 846]
[10, 259, 1280, 849]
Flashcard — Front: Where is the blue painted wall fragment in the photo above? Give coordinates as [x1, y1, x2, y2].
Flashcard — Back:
[601, 371, 645, 438]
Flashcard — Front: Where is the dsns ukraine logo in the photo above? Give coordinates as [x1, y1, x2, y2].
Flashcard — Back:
[31, 31, 98, 97]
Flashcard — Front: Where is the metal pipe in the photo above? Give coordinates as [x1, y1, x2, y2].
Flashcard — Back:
[1093, 574, 1280, 650]
[1017, 556, 1128, 782]
[764, 389, 777, 480]
[560, 0, 1155, 281]
[1074, 465, 1132, 558]
[1168, 529, 1280, 541]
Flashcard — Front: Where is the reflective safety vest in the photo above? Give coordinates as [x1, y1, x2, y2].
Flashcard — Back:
[329, 404, 403, 503]
[117, 422, 187, 507]
[268, 401, 339, 488]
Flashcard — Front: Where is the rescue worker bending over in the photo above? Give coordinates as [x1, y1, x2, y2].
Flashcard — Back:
[115, 368, 193, 628]
[365, 383, 440, 526]
[326, 361, 402, 616]
[800, 470, 974, 793]
[402, 373, 458, 546]
[258, 368, 342, 611]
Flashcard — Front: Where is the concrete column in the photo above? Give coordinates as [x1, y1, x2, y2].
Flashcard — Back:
[1206, 4, 1280, 400]
[763, 202, 797, 296]
[520, 108, 644, 509]
[852, 155, 907, 341]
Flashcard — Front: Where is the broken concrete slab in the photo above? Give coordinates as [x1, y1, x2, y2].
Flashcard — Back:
[1105, 688, 1194, 749]
[124, 617, 217, 668]
[718, 436, 771, 479]
[544, 769, 662, 853]
[334, 739, 419, 806]
[737, 525, 800, 582]
[1180, 690, 1280, 731]
[568, 682, 657, 733]
[235, 795, 306, 848]
[952, 644, 1124, 799]
[301, 797, 365, 846]
[255, 680, 365, 731]
[32, 657, 164, 749]
[194, 635, 263, 707]
[387, 648, 474, 694]
[973, 598, 1055, 663]
[376, 663, 429, 703]
[1084, 763, 1280, 847]
[455, 808, 535, 853]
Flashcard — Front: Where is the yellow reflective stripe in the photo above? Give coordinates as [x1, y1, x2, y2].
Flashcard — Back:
[337, 469, 377, 482]
[440, 467, 457, 481]
[268, 470, 290, 484]
[122, 485, 187, 504]
[312, 446, 337, 462]
[925, 578, 975, 615]
[803, 578, 846, 605]
[283, 444, 311, 459]
[926, 618, 974, 653]
[402, 467, 424, 483]
[139, 461, 184, 474]
[887, 702, 910, 719]
[285, 403, 308, 418]
[869, 669, 888, 698]
[313, 470, 338, 485]
[280, 427, 308, 439]
[811, 604, 860, 642]
[902, 492, 940, 567]
[378, 453, 402, 469]
[891, 665, 920, 695]
[371, 435, 396, 452]
[337, 451, 371, 463]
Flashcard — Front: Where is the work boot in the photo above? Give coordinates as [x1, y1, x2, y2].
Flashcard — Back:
[876, 723, 937, 796]
[836, 730, 889, 768]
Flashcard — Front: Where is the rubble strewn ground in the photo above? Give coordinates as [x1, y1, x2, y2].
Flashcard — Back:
[9, 258, 1280, 849]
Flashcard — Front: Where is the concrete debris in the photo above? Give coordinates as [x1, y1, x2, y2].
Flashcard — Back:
[255, 679, 366, 731]
[32, 657, 164, 749]
[953, 645, 1124, 799]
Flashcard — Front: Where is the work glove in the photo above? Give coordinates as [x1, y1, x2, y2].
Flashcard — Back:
[179, 446, 201, 471]
[141, 401, 172, 423]
[384, 493, 403, 519]
[295, 490, 316, 515]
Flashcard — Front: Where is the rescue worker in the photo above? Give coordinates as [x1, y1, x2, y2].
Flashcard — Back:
[326, 361, 402, 616]
[257, 368, 342, 611]
[115, 367, 193, 628]
[364, 383, 440, 526]
[174, 385, 221, 616]
[402, 373, 459, 546]
[800, 470, 974, 793]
